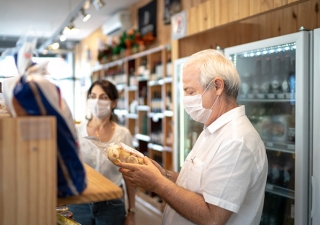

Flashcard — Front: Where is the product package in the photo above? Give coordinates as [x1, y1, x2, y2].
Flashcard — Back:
[1, 33, 87, 197]
[83, 136, 145, 165]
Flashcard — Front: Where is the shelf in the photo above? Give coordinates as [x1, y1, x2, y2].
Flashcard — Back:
[57, 164, 123, 205]
[94, 45, 169, 72]
[148, 143, 164, 152]
[265, 183, 294, 199]
[163, 146, 173, 152]
[148, 112, 164, 121]
[163, 76, 173, 83]
[127, 113, 138, 119]
[164, 110, 173, 117]
[128, 86, 138, 91]
[263, 140, 295, 154]
[137, 105, 150, 111]
[148, 79, 164, 86]
[115, 83, 126, 91]
[137, 75, 149, 82]
[114, 109, 128, 116]
[136, 134, 151, 142]
[238, 94, 295, 103]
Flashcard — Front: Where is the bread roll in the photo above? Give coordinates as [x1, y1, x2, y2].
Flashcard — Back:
[106, 142, 145, 165]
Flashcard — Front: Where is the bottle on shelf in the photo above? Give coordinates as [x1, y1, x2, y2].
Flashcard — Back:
[261, 58, 272, 98]
[271, 56, 282, 95]
[289, 59, 296, 105]
[288, 105, 295, 143]
[282, 55, 291, 96]
[251, 58, 262, 98]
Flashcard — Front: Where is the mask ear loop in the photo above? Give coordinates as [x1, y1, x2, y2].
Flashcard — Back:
[210, 95, 220, 110]
[201, 79, 214, 96]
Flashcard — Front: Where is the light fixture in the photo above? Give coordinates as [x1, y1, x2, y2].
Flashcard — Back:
[92, 0, 105, 10]
[59, 34, 67, 42]
[63, 23, 80, 35]
[80, 8, 91, 22]
[51, 43, 60, 50]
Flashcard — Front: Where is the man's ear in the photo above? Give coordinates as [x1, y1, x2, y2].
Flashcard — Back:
[214, 78, 224, 95]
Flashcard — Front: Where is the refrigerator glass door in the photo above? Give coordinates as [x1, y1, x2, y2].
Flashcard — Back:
[312, 28, 320, 225]
[224, 31, 310, 225]
[173, 56, 204, 171]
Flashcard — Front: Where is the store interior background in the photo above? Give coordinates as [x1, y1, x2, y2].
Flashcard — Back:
[1, 0, 320, 224]
[1, 0, 319, 122]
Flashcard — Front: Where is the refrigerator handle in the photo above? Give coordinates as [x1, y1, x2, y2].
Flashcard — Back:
[311, 176, 315, 218]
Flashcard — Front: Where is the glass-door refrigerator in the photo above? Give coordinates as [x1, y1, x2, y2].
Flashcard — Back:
[223, 31, 310, 225]
[173, 30, 311, 225]
[312, 27, 320, 225]
[173, 56, 204, 172]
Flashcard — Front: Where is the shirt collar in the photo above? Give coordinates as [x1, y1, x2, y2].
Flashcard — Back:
[206, 105, 246, 134]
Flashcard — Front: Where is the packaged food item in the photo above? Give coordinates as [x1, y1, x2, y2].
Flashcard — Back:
[107, 142, 145, 165]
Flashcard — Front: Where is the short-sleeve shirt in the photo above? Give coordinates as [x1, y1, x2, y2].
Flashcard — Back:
[162, 105, 268, 225]
[77, 120, 133, 186]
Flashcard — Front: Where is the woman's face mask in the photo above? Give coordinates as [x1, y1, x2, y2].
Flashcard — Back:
[183, 80, 219, 124]
[87, 99, 111, 120]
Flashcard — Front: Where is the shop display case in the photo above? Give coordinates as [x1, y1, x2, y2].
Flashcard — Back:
[90, 45, 173, 212]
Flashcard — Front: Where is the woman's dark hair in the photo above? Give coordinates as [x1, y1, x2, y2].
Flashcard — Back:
[86, 80, 119, 122]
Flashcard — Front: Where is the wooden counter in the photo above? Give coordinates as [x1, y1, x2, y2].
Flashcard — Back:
[57, 164, 123, 205]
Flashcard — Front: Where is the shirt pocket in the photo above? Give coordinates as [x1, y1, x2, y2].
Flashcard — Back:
[186, 157, 204, 193]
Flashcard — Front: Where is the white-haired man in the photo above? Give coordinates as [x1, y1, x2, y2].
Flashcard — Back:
[118, 49, 268, 225]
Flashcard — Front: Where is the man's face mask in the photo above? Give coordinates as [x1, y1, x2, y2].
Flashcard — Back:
[183, 80, 219, 124]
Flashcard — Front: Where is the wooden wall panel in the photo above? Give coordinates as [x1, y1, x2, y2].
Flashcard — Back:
[239, 0, 251, 19]
[297, 0, 316, 30]
[261, 0, 274, 12]
[274, 0, 288, 8]
[214, 0, 220, 26]
[220, 0, 230, 25]
[229, 0, 239, 22]
[281, 4, 299, 34]
[312, 0, 320, 27]
[250, 0, 261, 15]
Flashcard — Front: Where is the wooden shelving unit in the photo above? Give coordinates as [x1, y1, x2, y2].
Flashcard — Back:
[90, 45, 173, 212]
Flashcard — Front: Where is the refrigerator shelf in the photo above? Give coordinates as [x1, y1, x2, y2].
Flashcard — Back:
[238, 97, 295, 103]
[263, 141, 295, 154]
[265, 183, 295, 199]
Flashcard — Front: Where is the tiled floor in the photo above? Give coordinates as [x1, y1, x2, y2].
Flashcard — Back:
[135, 196, 162, 225]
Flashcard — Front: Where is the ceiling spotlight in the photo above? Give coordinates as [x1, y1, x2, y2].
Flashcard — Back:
[63, 23, 80, 35]
[93, 0, 105, 10]
[51, 43, 60, 50]
[80, 8, 91, 22]
[59, 34, 67, 42]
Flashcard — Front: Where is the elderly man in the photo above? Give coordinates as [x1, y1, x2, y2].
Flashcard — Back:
[118, 49, 268, 225]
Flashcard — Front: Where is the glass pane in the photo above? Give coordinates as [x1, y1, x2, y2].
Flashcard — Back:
[228, 43, 297, 225]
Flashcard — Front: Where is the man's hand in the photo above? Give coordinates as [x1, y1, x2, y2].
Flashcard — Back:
[118, 156, 166, 192]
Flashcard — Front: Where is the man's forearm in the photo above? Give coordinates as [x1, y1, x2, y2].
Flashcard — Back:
[153, 177, 217, 225]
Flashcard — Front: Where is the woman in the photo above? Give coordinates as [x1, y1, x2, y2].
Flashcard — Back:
[68, 80, 135, 225]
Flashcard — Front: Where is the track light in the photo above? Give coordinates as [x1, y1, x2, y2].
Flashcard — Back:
[92, 0, 105, 10]
[59, 34, 67, 42]
[63, 23, 80, 35]
[80, 8, 91, 22]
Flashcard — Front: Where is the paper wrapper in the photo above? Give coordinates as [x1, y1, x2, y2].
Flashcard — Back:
[82, 137, 145, 165]
[107, 142, 145, 165]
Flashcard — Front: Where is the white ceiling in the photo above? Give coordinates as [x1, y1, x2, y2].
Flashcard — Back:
[0, 0, 139, 52]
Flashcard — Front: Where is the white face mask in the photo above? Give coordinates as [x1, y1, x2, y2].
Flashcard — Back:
[87, 99, 112, 120]
[183, 81, 219, 124]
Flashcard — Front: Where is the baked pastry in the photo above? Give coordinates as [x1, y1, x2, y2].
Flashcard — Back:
[107, 142, 144, 165]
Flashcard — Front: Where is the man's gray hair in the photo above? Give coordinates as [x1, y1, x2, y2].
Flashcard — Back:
[183, 49, 240, 99]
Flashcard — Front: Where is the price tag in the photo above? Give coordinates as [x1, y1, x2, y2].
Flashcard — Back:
[266, 183, 274, 190]
[287, 144, 295, 150]
[266, 142, 273, 147]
